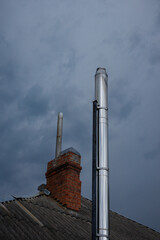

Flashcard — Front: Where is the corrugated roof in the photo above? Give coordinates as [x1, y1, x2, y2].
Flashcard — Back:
[0, 194, 159, 240]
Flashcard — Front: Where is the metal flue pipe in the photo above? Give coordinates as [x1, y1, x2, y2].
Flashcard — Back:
[55, 112, 63, 158]
[92, 68, 109, 240]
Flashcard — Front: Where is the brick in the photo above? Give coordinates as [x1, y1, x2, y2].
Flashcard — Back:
[46, 150, 82, 211]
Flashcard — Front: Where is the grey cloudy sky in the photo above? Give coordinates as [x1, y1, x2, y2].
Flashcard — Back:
[0, 0, 160, 232]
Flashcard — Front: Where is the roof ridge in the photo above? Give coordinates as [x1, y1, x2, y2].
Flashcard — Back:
[81, 196, 91, 202]
[0, 193, 45, 204]
[1, 194, 90, 204]
[111, 210, 160, 235]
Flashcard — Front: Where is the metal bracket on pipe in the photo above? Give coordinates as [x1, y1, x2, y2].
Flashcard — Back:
[96, 233, 109, 238]
[96, 167, 109, 171]
[97, 106, 108, 111]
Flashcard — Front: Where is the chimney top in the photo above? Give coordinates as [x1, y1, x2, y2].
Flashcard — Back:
[60, 147, 80, 157]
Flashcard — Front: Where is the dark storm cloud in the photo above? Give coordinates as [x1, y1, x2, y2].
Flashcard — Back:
[109, 77, 140, 126]
[149, 48, 160, 66]
[144, 143, 160, 161]
[129, 32, 143, 51]
[0, 63, 19, 106]
[19, 85, 50, 117]
[0, 0, 160, 233]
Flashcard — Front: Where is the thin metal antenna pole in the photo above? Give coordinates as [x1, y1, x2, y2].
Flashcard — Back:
[55, 112, 63, 158]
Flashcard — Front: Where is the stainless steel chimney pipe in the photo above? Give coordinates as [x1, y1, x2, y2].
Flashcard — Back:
[92, 68, 109, 240]
[55, 112, 63, 158]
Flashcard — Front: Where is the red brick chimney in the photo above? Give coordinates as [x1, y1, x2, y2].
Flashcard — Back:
[45, 147, 82, 211]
